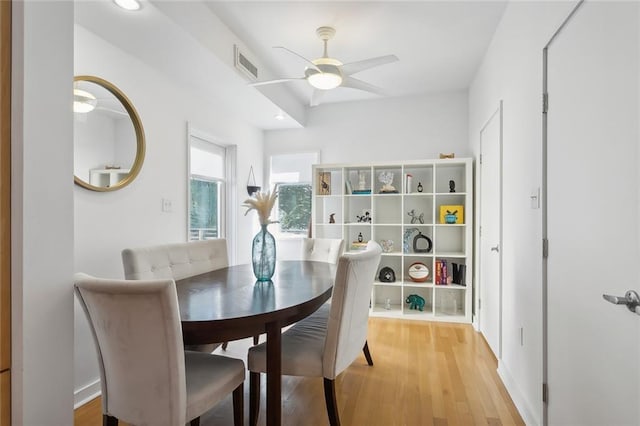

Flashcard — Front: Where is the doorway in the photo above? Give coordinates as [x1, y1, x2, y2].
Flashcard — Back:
[544, 1, 640, 424]
[0, 1, 11, 424]
[479, 102, 503, 358]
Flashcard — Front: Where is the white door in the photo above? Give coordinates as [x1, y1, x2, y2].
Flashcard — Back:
[479, 103, 502, 358]
[546, 2, 640, 424]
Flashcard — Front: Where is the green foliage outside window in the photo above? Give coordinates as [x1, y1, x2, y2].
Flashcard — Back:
[277, 184, 311, 233]
[190, 178, 219, 239]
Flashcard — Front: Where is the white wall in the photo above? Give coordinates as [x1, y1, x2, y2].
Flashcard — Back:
[11, 2, 75, 425]
[73, 25, 264, 405]
[265, 92, 469, 265]
[74, 112, 118, 181]
[468, 2, 576, 425]
[265, 91, 470, 165]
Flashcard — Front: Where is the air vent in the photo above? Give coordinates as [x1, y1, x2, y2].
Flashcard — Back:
[234, 45, 258, 81]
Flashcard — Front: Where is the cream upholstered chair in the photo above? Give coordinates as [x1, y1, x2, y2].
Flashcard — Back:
[121, 239, 228, 281]
[74, 273, 245, 426]
[301, 237, 344, 264]
[122, 239, 229, 353]
[247, 241, 382, 426]
[250, 237, 345, 347]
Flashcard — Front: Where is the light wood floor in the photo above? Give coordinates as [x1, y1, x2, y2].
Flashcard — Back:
[74, 318, 524, 426]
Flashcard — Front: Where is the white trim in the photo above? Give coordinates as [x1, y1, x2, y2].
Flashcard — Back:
[186, 123, 238, 253]
[74, 379, 101, 409]
[225, 145, 238, 265]
[498, 360, 539, 426]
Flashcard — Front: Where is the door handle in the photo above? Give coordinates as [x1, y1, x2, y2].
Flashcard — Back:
[603, 290, 640, 314]
[490, 245, 499, 252]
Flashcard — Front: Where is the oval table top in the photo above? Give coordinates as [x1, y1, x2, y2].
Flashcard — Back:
[175, 260, 336, 345]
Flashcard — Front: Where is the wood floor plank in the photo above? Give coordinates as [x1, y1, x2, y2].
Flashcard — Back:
[74, 319, 525, 426]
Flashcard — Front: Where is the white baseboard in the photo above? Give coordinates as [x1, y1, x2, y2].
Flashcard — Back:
[497, 360, 539, 426]
[74, 379, 101, 409]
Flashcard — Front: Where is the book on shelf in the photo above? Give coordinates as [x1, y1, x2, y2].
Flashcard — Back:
[452, 263, 466, 286]
[350, 242, 368, 251]
[435, 259, 449, 285]
[351, 189, 371, 195]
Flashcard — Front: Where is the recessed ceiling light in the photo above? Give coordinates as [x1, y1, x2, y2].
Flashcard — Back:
[113, 0, 141, 11]
[274, 111, 285, 121]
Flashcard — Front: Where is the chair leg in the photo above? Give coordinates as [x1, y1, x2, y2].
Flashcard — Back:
[232, 382, 243, 426]
[189, 417, 200, 426]
[249, 372, 261, 426]
[103, 414, 118, 426]
[253, 334, 260, 345]
[222, 341, 229, 350]
[323, 378, 341, 426]
[362, 340, 374, 366]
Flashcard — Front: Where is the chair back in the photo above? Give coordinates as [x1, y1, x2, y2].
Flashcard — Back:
[74, 273, 187, 426]
[301, 238, 344, 264]
[122, 239, 228, 280]
[322, 241, 382, 378]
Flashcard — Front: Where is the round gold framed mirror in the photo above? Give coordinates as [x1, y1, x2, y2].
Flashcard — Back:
[73, 75, 145, 192]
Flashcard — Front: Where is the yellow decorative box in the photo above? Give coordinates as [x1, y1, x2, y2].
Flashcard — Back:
[439, 205, 464, 224]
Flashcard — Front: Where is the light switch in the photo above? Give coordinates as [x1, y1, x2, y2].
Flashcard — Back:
[162, 198, 172, 212]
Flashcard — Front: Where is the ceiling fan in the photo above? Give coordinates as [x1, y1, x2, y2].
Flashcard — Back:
[250, 26, 398, 106]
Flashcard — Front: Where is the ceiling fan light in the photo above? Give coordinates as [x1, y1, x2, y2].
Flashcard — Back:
[308, 72, 342, 90]
[312, 57, 343, 67]
[113, 0, 141, 11]
[74, 89, 97, 113]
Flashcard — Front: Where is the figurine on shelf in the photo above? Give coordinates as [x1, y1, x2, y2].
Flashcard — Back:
[357, 232, 363, 243]
[407, 209, 424, 224]
[417, 182, 423, 193]
[356, 210, 372, 223]
[378, 171, 398, 193]
[329, 213, 335, 224]
[449, 180, 456, 193]
[403, 227, 419, 253]
[406, 294, 426, 311]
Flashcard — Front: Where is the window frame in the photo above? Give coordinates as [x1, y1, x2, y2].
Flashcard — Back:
[187, 124, 237, 262]
[269, 151, 319, 239]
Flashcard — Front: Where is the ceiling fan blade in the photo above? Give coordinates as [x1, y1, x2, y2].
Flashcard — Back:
[273, 46, 321, 72]
[310, 89, 326, 107]
[341, 76, 388, 96]
[95, 106, 128, 117]
[341, 54, 399, 76]
[249, 77, 306, 87]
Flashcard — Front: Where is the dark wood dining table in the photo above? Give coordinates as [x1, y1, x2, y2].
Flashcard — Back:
[175, 260, 336, 426]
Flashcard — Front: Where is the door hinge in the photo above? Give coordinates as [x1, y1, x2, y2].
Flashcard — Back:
[543, 238, 549, 258]
[543, 92, 549, 113]
[543, 383, 549, 403]
[479, 154, 483, 165]
[478, 299, 481, 310]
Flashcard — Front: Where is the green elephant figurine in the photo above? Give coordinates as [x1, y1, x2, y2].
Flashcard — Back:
[406, 294, 426, 311]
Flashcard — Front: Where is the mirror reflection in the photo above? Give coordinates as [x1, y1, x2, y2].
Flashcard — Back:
[73, 76, 145, 191]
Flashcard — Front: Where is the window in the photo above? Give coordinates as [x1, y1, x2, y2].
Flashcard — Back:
[188, 127, 237, 250]
[270, 152, 319, 237]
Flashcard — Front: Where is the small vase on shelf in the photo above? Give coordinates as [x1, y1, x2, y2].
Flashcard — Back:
[252, 224, 276, 281]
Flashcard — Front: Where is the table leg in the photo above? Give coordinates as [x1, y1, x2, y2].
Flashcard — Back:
[265, 320, 282, 426]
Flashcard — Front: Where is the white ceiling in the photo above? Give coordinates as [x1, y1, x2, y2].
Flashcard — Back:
[75, 1, 507, 129]
[206, 1, 508, 106]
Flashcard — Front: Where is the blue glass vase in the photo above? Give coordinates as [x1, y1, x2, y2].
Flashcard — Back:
[252, 224, 276, 281]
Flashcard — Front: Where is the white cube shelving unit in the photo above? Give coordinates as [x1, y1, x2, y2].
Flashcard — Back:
[312, 158, 473, 323]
